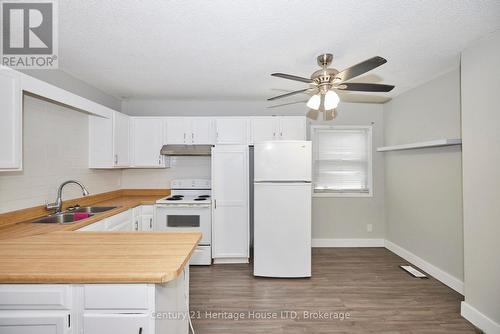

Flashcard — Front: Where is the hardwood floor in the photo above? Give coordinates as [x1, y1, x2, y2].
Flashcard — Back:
[190, 248, 479, 333]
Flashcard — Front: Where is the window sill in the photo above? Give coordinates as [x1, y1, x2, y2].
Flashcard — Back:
[312, 192, 373, 198]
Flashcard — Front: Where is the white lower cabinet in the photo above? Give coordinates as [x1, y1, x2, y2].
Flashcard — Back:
[77, 207, 155, 232]
[0, 268, 190, 334]
[83, 313, 149, 334]
[211, 145, 249, 263]
[0, 311, 71, 334]
[133, 206, 154, 231]
[77, 220, 106, 232]
[141, 214, 154, 231]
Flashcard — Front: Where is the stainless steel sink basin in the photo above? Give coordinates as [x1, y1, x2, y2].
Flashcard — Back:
[69, 206, 117, 214]
[31, 212, 95, 224]
[30, 206, 117, 225]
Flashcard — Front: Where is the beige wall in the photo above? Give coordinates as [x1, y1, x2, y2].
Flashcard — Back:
[311, 103, 385, 240]
[384, 68, 464, 281]
[461, 30, 500, 328]
[0, 95, 122, 214]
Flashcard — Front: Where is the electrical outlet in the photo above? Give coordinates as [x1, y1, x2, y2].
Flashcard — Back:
[366, 224, 373, 232]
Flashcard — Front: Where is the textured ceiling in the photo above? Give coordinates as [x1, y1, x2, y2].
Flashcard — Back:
[56, 0, 500, 101]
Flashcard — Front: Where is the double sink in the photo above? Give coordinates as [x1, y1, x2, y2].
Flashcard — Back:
[32, 206, 117, 224]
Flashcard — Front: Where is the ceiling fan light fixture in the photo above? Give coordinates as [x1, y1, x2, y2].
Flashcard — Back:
[324, 90, 340, 110]
[306, 94, 321, 110]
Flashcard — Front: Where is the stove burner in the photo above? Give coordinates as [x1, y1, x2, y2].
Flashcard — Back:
[194, 198, 207, 201]
[172, 195, 184, 198]
[166, 197, 182, 201]
[198, 195, 210, 198]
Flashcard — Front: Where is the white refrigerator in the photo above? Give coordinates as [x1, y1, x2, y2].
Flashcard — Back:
[253, 141, 312, 278]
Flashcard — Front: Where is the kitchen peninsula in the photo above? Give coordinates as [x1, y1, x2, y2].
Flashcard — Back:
[0, 191, 200, 334]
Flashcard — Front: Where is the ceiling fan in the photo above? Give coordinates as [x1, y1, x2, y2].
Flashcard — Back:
[268, 53, 395, 120]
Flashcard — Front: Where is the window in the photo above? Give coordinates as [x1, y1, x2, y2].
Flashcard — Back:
[312, 125, 372, 197]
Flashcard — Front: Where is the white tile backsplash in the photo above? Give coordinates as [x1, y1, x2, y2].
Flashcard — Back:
[0, 95, 122, 214]
[121, 156, 211, 189]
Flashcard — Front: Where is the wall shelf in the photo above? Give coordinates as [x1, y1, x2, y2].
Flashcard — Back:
[377, 139, 462, 152]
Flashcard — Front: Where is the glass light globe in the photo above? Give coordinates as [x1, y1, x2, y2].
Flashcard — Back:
[306, 94, 321, 110]
[324, 90, 340, 110]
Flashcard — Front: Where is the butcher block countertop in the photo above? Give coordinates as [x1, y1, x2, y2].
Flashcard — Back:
[0, 189, 169, 240]
[0, 231, 201, 283]
[0, 189, 202, 284]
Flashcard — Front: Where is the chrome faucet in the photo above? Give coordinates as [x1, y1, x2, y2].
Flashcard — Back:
[46, 180, 90, 213]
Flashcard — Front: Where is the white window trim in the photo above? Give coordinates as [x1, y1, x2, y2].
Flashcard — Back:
[311, 125, 373, 198]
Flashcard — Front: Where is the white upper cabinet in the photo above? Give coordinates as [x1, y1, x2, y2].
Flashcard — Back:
[0, 70, 22, 171]
[164, 117, 189, 144]
[278, 116, 306, 140]
[89, 112, 114, 168]
[191, 118, 214, 144]
[89, 111, 131, 168]
[130, 118, 164, 168]
[164, 117, 214, 145]
[250, 116, 306, 144]
[251, 117, 279, 143]
[113, 112, 131, 167]
[215, 118, 249, 144]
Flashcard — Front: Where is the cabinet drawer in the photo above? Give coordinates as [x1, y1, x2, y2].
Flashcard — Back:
[0, 285, 72, 310]
[105, 210, 131, 229]
[108, 220, 133, 231]
[141, 205, 154, 215]
[0, 311, 69, 333]
[78, 220, 106, 231]
[84, 285, 149, 310]
[84, 313, 150, 334]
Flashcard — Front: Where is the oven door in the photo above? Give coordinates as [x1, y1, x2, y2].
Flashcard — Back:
[154, 204, 211, 245]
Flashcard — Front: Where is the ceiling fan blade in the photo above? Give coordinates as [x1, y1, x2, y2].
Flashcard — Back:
[271, 73, 313, 83]
[335, 56, 387, 83]
[336, 82, 395, 92]
[267, 89, 309, 101]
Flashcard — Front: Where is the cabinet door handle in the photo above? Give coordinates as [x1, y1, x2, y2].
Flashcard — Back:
[149, 218, 153, 229]
[158, 155, 162, 165]
[280, 132, 283, 138]
[139, 328, 143, 334]
[135, 220, 139, 231]
[192, 133, 194, 140]
[214, 199, 216, 209]
[114, 154, 118, 165]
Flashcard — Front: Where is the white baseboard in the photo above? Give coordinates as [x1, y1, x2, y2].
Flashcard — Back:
[213, 258, 249, 264]
[312, 238, 385, 248]
[461, 302, 500, 334]
[384, 240, 464, 295]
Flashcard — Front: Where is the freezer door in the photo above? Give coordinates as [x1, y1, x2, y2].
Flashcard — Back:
[254, 182, 311, 277]
[254, 141, 311, 182]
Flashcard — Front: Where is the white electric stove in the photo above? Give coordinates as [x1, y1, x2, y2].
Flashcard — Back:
[155, 179, 212, 265]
